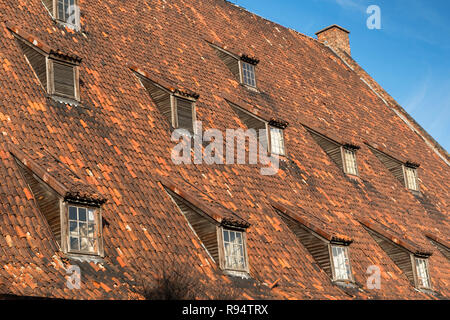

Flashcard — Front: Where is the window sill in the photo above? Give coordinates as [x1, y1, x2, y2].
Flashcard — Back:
[64, 252, 104, 263]
[53, 19, 81, 33]
[332, 279, 358, 288]
[409, 189, 422, 196]
[49, 94, 81, 106]
[415, 287, 437, 296]
[345, 173, 361, 182]
[223, 269, 250, 279]
[240, 84, 260, 93]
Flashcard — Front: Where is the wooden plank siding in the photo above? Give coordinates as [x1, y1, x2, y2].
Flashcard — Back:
[369, 147, 406, 186]
[427, 237, 450, 261]
[229, 102, 269, 150]
[366, 228, 415, 285]
[17, 39, 47, 90]
[15, 159, 62, 246]
[212, 46, 240, 80]
[42, 0, 54, 16]
[165, 189, 220, 263]
[279, 213, 332, 277]
[140, 77, 173, 126]
[307, 129, 344, 171]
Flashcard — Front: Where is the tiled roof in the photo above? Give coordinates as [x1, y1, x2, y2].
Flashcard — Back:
[0, 0, 448, 300]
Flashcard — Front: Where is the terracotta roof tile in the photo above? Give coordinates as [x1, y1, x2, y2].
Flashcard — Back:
[0, 0, 447, 300]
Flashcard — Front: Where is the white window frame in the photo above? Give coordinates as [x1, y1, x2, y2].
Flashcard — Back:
[218, 227, 249, 273]
[239, 60, 257, 88]
[329, 245, 353, 282]
[342, 147, 359, 176]
[413, 256, 432, 290]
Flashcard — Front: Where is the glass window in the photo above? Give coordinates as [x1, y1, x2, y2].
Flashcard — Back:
[415, 257, 431, 288]
[58, 0, 77, 25]
[241, 62, 256, 87]
[404, 167, 418, 191]
[270, 127, 285, 155]
[68, 205, 98, 254]
[343, 148, 358, 175]
[223, 229, 246, 271]
[331, 246, 352, 281]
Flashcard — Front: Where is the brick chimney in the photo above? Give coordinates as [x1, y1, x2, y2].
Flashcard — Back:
[315, 25, 351, 57]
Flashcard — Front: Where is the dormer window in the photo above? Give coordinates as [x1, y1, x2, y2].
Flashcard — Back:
[331, 245, 352, 281]
[274, 203, 354, 284]
[228, 100, 288, 156]
[414, 257, 431, 289]
[240, 61, 256, 88]
[362, 219, 433, 291]
[13, 32, 81, 101]
[306, 127, 360, 177]
[404, 166, 419, 191]
[222, 229, 247, 271]
[135, 70, 197, 136]
[368, 145, 421, 193]
[12, 147, 106, 258]
[43, 0, 80, 29]
[209, 42, 259, 90]
[67, 205, 101, 255]
[342, 147, 358, 176]
[162, 179, 250, 277]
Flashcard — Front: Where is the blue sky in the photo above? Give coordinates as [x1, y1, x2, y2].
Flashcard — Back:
[232, 0, 450, 152]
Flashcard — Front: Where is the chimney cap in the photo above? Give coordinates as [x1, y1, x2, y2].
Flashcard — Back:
[315, 24, 350, 36]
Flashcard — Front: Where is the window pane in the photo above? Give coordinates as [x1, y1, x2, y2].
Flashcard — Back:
[78, 208, 87, 221]
[270, 127, 285, 155]
[67, 205, 98, 254]
[415, 258, 430, 288]
[332, 246, 351, 281]
[344, 149, 358, 175]
[79, 222, 87, 236]
[405, 167, 418, 191]
[242, 62, 256, 87]
[222, 229, 246, 271]
[69, 206, 77, 220]
[88, 209, 95, 222]
[80, 237, 89, 251]
[70, 237, 79, 251]
[230, 231, 235, 242]
[69, 221, 78, 235]
[223, 230, 229, 242]
[88, 223, 95, 237]
[58, 0, 76, 24]
[58, 0, 64, 20]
